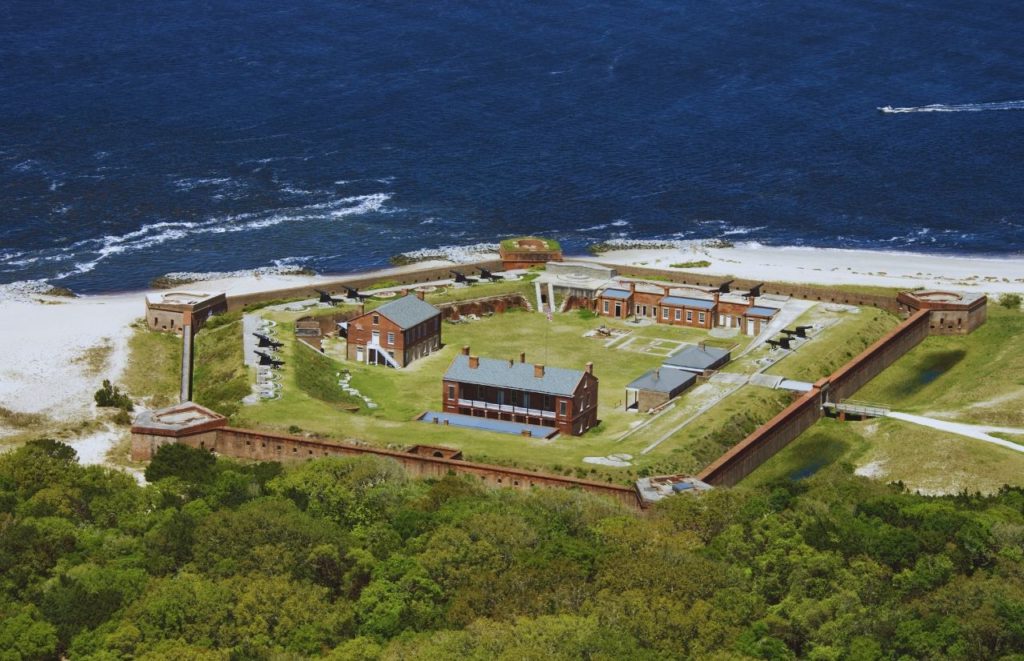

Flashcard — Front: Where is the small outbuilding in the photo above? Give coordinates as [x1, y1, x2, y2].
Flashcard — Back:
[625, 368, 697, 412]
[663, 344, 731, 374]
[145, 291, 227, 333]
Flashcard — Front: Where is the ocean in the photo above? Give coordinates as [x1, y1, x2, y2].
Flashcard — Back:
[2, 0, 1023, 294]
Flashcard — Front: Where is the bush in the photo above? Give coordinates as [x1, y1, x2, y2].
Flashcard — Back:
[577, 308, 598, 320]
[669, 260, 711, 269]
[998, 293, 1022, 309]
[94, 380, 133, 412]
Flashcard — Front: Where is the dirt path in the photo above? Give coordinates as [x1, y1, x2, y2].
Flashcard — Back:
[887, 411, 1024, 454]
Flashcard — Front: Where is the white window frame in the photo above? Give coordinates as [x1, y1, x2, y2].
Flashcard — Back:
[686, 310, 693, 322]
[674, 309, 681, 321]
[699, 312, 706, 324]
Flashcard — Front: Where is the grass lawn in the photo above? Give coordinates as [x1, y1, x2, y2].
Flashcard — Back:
[746, 417, 1024, 495]
[764, 306, 899, 382]
[122, 322, 182, 409]
[855, 305, 1024, 425]
[224, 305, 779, 482]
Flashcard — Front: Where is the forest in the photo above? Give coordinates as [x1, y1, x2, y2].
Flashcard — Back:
[1, 439, 1023, 660]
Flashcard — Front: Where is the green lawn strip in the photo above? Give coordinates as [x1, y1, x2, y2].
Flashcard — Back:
[193, 317, 249, 417]
[637, 386, 793, 476]
[765, 306, 899, 382]
[121, 322, 182, 409]
[855, 305, 1024, 425]
[745, 416, 1024, 494]
[290, 332, 362, 410]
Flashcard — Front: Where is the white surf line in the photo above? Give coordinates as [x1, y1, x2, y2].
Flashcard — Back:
[879, 100, 1024, 113]
[886, 412, 1024, 454]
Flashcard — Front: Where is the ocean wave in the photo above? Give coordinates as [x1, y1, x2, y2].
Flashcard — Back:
[878, 100, 1024, 114]
[156, 262, 316, 285]
[0, 279, 55, 303]
[395, 243, 498, 264]
[0, 193, 392, 281]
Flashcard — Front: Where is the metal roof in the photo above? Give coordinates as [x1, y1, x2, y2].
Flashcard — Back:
[663, 345, 731, 371]
[626, 368, 696, 393]
[600, 288, 632, 300]
[374, 294, 440, 329]
[746, 305, 779, 317]
[444, 354, 586, 396]
[661, 295, 716, 310]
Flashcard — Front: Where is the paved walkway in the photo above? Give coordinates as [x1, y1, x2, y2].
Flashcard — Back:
[887, 411, 1024, 454]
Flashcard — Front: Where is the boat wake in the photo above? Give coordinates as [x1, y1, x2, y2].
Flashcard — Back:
[878, 100, 1024, 114]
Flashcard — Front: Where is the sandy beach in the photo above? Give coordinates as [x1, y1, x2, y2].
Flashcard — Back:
[585, 241, 1024, 294]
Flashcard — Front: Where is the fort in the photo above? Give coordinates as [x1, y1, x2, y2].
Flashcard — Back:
[133, 251, 989, 509]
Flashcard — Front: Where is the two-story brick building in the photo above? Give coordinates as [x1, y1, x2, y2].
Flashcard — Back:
[345, 293, 441, 368]
[441, 347, 598, 436]
[594, 280, 778, 335]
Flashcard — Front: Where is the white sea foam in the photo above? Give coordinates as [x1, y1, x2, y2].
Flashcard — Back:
[158, 262, 315, 284]
[611, 219, 629, 227]
[0, 193, 392, 281]
[879, 100, 1024, 113]
[396, 242, 499, 264]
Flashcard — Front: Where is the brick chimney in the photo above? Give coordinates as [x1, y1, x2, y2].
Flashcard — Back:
[662, 285, 671, 297]
[629, 281, 636, 294]
[462, 345, 471, 356]
[534, 364, 545, 378]
[713, 291, 720, 304]
[415, 290, 425, 301]
[585, 361, 594, 375]
[747, 293, 756, 307]
[400, 288, 409, 297]
[469, 355, 480, 369]
[519, 351, 526, 363]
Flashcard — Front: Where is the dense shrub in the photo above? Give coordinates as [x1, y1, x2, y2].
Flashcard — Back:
[93, 380, 133, 412]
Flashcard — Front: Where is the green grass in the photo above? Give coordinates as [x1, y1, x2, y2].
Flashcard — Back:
[122, 323, 182, 408]
[500, 236, 561, 251]
[766, 306, 899, 382]
[228, 307, 781, 482]
[193, 318, 249, 417]
[857, 305, 1024, 425]
[292, 338, 361, 409]
[746, 417, 1024, 495]
[669, 260, 712, 269]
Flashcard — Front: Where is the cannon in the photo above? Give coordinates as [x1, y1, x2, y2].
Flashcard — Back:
[795, 325, 813, 338]
[315, 289, 345, 305]
[252, 332, 283, 349]
[479, 268, 503, 281]
[255, 350, 285, 367]
[450, 270, 478, 285]
[344, 286, 370, 302]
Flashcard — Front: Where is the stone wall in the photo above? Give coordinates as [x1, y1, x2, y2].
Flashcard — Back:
[827, 309, 930, 401]
[436, 293, 530, 320]
[131, 425, 642, 510]
[592, 261, 902, 313]
[697, 309, 933, 487]
[224, 260, 504, 312]
[698, 388, 824, 487]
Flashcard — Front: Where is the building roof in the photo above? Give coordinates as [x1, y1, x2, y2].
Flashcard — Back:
[661, 295, 716, 310]
[626, 368, 696, 393]
[444, 354, 587, 397]
[373, 294, 440, 329]
[663, 345, 731, 371]
[600, 288, 632, 300]
[746, 305, 779, 317]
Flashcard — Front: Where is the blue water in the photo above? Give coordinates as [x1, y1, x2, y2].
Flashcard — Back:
[3, 1, 1023, 293]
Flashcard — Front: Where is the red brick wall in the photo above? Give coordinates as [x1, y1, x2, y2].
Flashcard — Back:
[132, 425, 640, 509]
